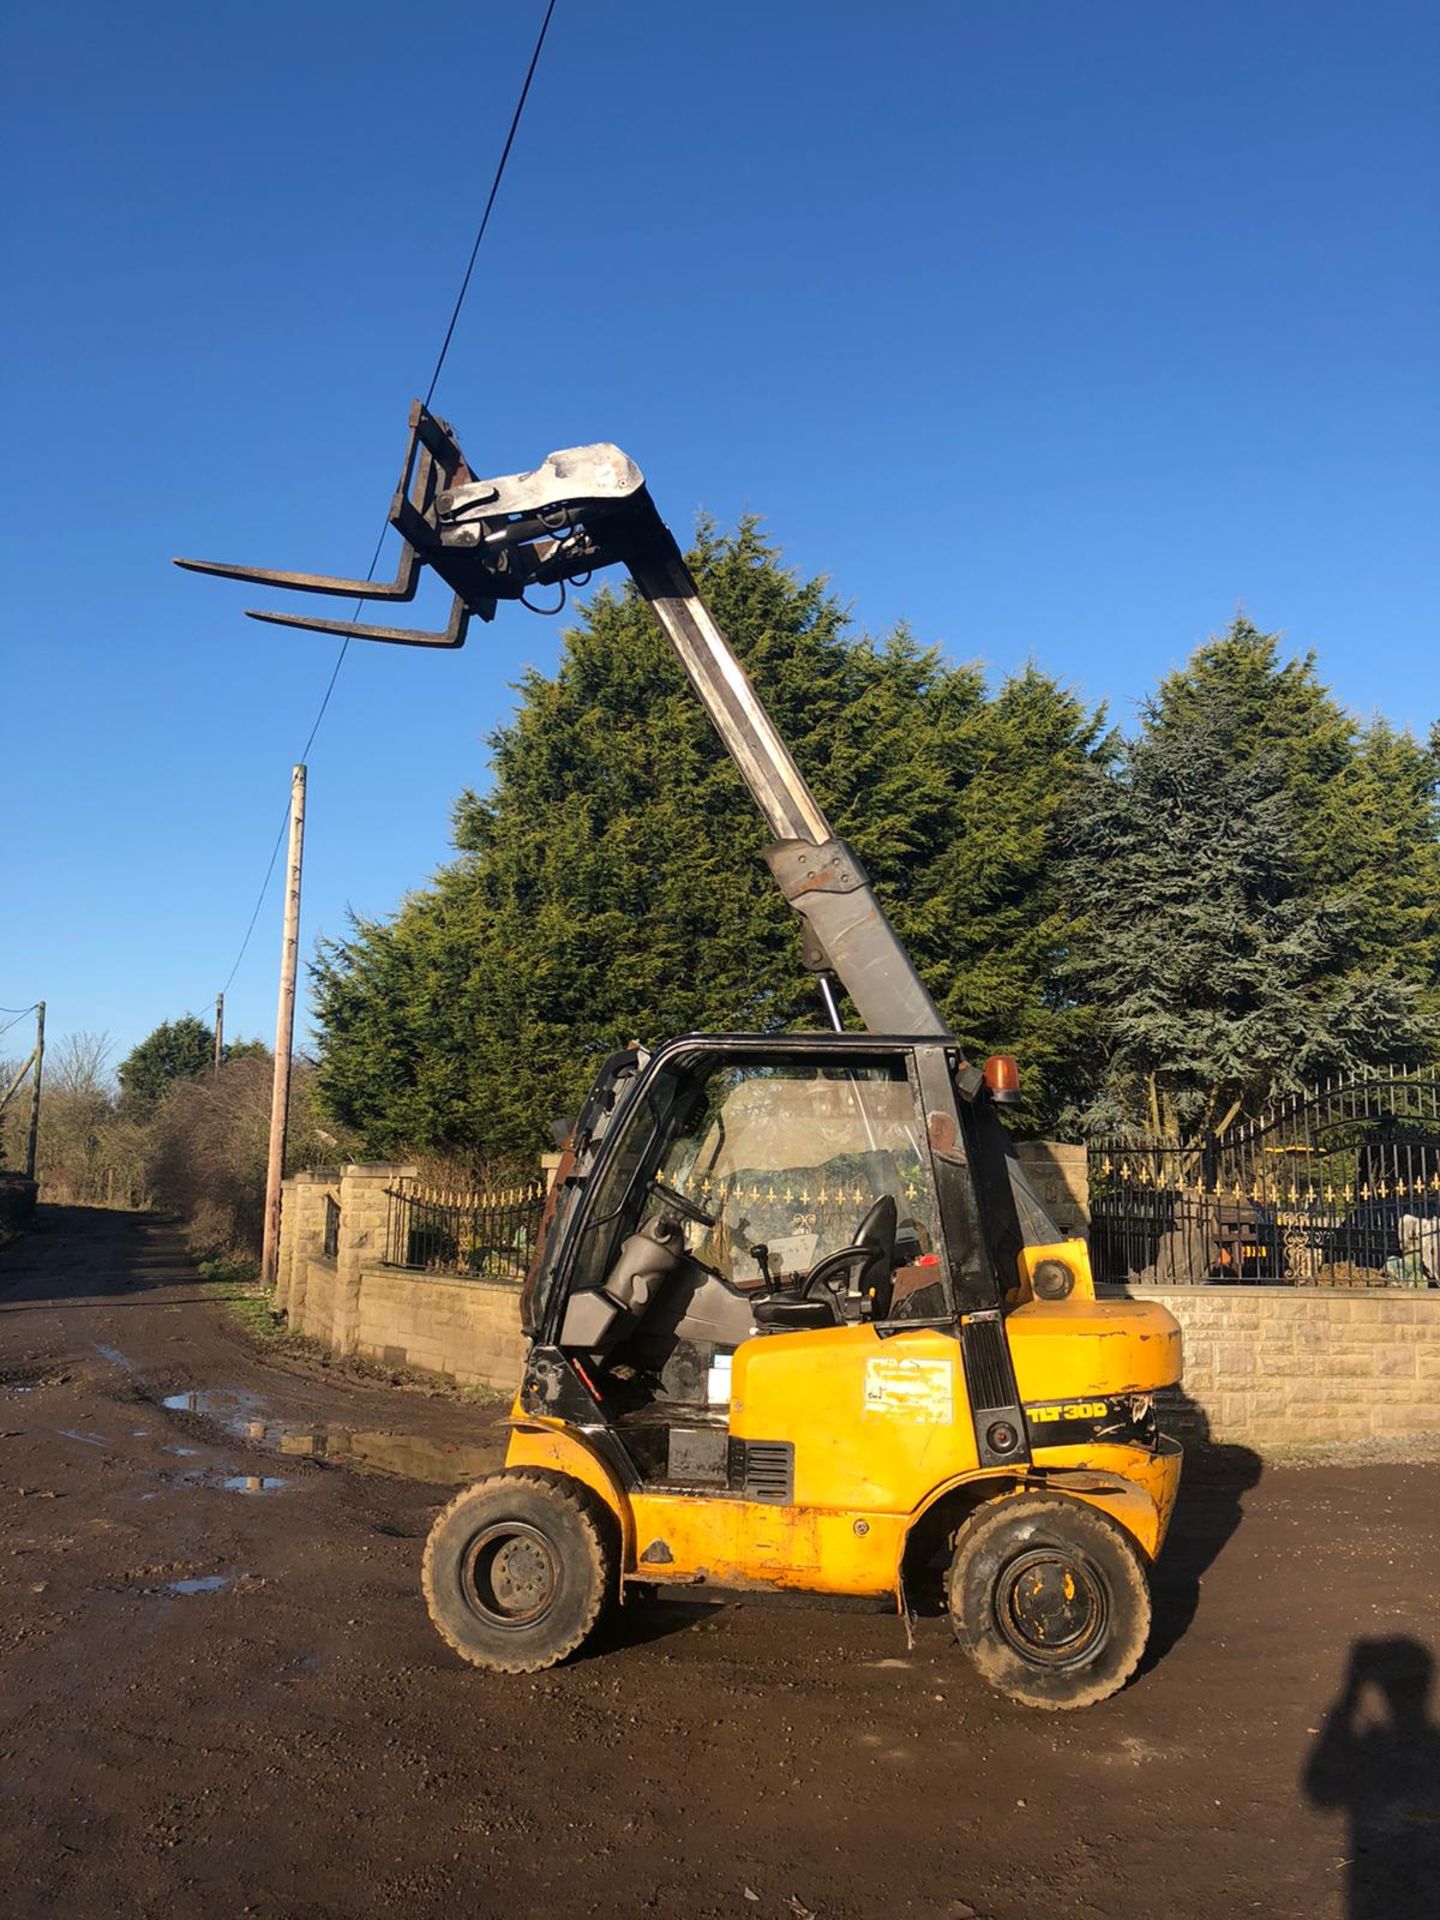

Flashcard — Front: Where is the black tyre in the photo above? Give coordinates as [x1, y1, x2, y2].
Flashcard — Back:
[947, 1493, 1151, 1710]
[422, 1470, 614, 1674]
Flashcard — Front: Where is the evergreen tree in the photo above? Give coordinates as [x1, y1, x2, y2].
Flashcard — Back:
[1148, 621, 1440, 986]
[1319, 717, 1440, 999]
[313, 523, 1102, 1154]
[912, 667, 1112, 1121]
[1063, 623, 1437, 1135]
[117, 1017, 215, 1118]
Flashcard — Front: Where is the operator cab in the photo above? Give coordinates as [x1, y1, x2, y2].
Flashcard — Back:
[527, 1036, 1044, 1475]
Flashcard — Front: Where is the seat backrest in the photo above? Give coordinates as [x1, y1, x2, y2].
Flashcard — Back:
[854, 1193, 898, 1316]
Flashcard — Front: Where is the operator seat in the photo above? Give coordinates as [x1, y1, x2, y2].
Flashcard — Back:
[851, 1193, 900, 1316]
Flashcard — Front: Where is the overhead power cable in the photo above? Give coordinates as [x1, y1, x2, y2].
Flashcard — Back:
[211, 0, 558, 1003]
[423, 0, 558, 408]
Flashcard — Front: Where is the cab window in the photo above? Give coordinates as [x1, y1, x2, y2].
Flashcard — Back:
[656, 1054, 942, 1307]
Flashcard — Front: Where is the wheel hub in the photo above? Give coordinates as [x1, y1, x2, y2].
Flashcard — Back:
[995, 1547, 1108, 1667]
[463, 1522, 559, 1629]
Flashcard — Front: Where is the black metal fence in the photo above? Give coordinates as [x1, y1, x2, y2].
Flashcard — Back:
[322, 1193, 341, 1260]
[1090, 1069, 1440, 1287]
[385, 1179, 547, 1280]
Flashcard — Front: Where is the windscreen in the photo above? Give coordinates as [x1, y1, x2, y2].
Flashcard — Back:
[656, 1056, 939, 1288]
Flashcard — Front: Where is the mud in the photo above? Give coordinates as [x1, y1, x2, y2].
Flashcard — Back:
[1, 1205, 1437, 1920]
[161, 1384, 500, 1482]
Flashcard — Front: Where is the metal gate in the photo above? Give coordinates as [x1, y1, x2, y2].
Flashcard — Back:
[385, 1179, 547, 1279]
[1089, 1068, 1440, 1286]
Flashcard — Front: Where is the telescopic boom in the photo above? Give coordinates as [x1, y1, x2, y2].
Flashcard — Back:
[176, 404, 946, 1037]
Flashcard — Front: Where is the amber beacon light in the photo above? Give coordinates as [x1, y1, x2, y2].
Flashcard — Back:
[982, 1054, 1021, 1104]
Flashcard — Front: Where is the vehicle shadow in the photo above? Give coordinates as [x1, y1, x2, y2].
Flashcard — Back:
[587, 1584, 891, 1659]
[585, 1591, 735, 1658]
[1142, 1386, 1262, 1670]
[1304, 1637, 1440, 1919]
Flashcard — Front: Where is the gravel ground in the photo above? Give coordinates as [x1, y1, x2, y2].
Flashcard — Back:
[1, 1205, 1436, 1920]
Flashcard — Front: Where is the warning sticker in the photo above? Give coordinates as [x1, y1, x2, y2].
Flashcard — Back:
[863, 1356, 954, 1423]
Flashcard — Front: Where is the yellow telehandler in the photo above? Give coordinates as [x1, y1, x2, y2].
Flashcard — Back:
[178, 407, 1182, 1708]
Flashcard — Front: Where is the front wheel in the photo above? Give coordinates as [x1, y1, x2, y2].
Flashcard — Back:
[947, 1493, 1151, 1710]
[422, 1470, 615, 1674]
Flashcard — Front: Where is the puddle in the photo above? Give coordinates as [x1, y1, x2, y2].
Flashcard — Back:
[278, 1426, 497, 1482]
[58, 1429, 107, 1449]
[163, 1446, 201, 1458]
[94, 1343, 132, 1372]
[164, 1574, 234, 1596]
[162, 1385, 496, 1484]
[155, 1461, 290, 1497]
[164, 1387, 265, 1421]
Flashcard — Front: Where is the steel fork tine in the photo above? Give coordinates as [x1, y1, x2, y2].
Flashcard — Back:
[173, 545, 423, 603]
[244, 597, 471, 649]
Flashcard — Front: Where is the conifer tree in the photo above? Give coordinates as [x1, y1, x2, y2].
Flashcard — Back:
[117, 1017, 216, 1119]
[1063, 622, 1437, 1134]
[313, 524, 1102, 1153]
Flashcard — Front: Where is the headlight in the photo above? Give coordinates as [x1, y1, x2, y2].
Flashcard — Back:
[1031, 1258, 1075, 1301]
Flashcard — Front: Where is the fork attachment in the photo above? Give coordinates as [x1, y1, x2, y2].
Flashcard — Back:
[174, 401, 661, 647]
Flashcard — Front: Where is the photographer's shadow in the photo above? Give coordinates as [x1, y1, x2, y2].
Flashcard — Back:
[1304, 1637, 1440, 1919]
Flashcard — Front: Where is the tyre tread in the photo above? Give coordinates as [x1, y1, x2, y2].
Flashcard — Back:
[422, 1468, 613, 1675]
[947, 1491, 1151, 1711]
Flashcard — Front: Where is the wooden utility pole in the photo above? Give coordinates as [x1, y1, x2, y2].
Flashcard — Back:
[24, 1001, 45, 1182]
[260, 767, 306, 1291]
[213, 992, 225, 1077]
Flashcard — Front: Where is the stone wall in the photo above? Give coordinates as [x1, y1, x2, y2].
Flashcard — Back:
[287, 1254, 526, 1394]
[352, 1265, 526, 1391]
[276, 1163, 526, 1395]
[273, 1146, 1089, 1390]
[274, 1156, 1437, 1452]
[1015, 1142, 1089, 1239]
[1109, 1284, 1440, 1451]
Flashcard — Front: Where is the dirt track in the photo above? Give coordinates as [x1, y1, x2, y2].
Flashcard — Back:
[1, 1207, 1436, 1920]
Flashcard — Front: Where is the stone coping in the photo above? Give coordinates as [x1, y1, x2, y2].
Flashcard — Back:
[369, 1262, 523, 1292]
[1100, 1282, 1440, 1302]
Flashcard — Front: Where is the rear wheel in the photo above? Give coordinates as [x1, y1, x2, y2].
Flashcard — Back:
[947, 1493, 1151, 1710]
[423, 1470, 614, 1674]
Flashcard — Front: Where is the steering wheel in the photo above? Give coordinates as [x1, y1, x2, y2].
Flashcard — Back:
[649, 1179, 716, 1229]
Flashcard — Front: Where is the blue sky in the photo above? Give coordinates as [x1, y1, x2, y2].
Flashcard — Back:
[2, 0, 1436, 1071]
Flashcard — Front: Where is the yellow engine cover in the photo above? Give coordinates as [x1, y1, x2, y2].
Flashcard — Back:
[506, 1285, 1184, 1598]
[732, 1323, 975, 1510]
[1006, 1295, 1182, 1400]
